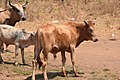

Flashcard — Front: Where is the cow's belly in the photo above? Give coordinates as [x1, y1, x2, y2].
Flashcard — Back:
[19, 44, 29, 48]
[51, 44, 71, 53]
[0, 37, 15, 45]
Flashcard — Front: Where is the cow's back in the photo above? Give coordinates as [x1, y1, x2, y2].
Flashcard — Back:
[0, 25, 24, 44]
[39, 23, 77, 51]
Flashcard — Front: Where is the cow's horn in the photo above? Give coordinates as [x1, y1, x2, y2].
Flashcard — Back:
[9, 0, 14, 7]
[84, 21, 89, 26]
[22, 1, 28, 7]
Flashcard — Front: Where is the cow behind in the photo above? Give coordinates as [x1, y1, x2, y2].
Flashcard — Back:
[0, 1, 28, 53]
[0, 0, 28, 26]
[0, 25, 36, 64]
[32, 20, 98, 80]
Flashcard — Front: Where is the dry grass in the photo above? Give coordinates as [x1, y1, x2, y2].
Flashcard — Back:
[24, 0, 120, 39]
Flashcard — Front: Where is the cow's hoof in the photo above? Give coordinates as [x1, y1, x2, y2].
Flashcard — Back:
[63, 74, 67, 77]
[0, 58, 4, 64]
[1, 50, 5, 53]
[22, 63, 27, 65]
[22, 61, 25, 65]
[14, 61, 19, 66]
[75, 73, 79, 77]
[0, 61, 4, 64]
[5, 49, 12, 53]
[62, 72, 67, 77]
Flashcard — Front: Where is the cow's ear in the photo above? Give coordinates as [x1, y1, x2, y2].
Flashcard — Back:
[87, 20, 96, 26]
[9, 0, 14, 8]
[31, 32, 36, 36]
[92, 20, 96, 25]
[22, 1, 28, 8]
[76, 25, 83, 32]
[22, 29, 26, 33]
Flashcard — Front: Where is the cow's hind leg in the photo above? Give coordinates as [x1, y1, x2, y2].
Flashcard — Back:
[32, 46, 40, 80]
[0, 42, 4, 53]
[32, 59, 37, 80]
[70, 45, 79, 77]
[61, 51, 66, 77]
[0, 42, 4, 63]
[0, 52, 3, 63]
[41, 51, 48, 80]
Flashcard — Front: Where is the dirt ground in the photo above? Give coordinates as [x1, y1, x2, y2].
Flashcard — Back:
[0, 21, 120, 80]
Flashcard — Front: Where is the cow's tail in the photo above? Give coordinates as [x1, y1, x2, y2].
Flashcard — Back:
[34, 28, 44, 69]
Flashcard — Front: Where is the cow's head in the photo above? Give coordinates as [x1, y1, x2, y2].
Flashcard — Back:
[29, 32, 36, 41]
[82, 20, 98, 42]
[9, 0, 28, 21]
[22, 29, 36, 44]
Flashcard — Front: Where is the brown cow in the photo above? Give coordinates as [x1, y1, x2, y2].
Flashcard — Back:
[0, 0, 28, 26]
[32, 20, 98, 80]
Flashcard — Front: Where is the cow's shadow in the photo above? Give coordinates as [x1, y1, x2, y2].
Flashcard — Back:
[0, 61, 31, 66]
[25, 70, 82, 80]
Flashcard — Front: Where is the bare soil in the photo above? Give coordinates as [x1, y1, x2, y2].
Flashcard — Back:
[0, 21, 120, 80]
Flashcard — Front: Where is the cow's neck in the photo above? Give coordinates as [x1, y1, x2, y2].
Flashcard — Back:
[6, 9, 19, 26]
[75, 27, 85, 48]
[75, 36, 84, 48]
[7, 18, 19, 26]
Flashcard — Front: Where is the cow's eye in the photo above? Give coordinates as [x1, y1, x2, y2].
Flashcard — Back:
[88, 28, 93, 33]
[16, 9, 20, 12]
[23, 6, 26, 10]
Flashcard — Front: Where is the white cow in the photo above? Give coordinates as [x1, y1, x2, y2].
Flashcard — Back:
[0, 25, 36, 64]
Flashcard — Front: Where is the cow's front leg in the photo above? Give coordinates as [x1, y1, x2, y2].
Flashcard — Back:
[0, 42, 4, 53]
[15, 43, 19, 66]
[21, 48, 25, 64]
[0, 55, 3, 63]
[70, 45, 79, 77]
[0, 51, 3, 63]
[61, 51, 66, 77]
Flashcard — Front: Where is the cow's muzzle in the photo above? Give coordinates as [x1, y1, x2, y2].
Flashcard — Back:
[18, 12, 26, 21]
[21, 17, 26, 21]
[92, 37, 98, 42]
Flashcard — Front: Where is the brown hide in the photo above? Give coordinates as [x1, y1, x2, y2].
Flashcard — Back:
[32, 20, 98, 80]
[38, 21, 97, 52]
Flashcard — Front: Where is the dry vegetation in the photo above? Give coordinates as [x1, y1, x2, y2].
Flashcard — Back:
[0, 0, 120, 80]
[1, 0, 119, 38]
[30, 0, 120, 38]
[1, 0, 120, 32]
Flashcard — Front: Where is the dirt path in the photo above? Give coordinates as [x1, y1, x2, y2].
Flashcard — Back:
[0, 36, 120, 80]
